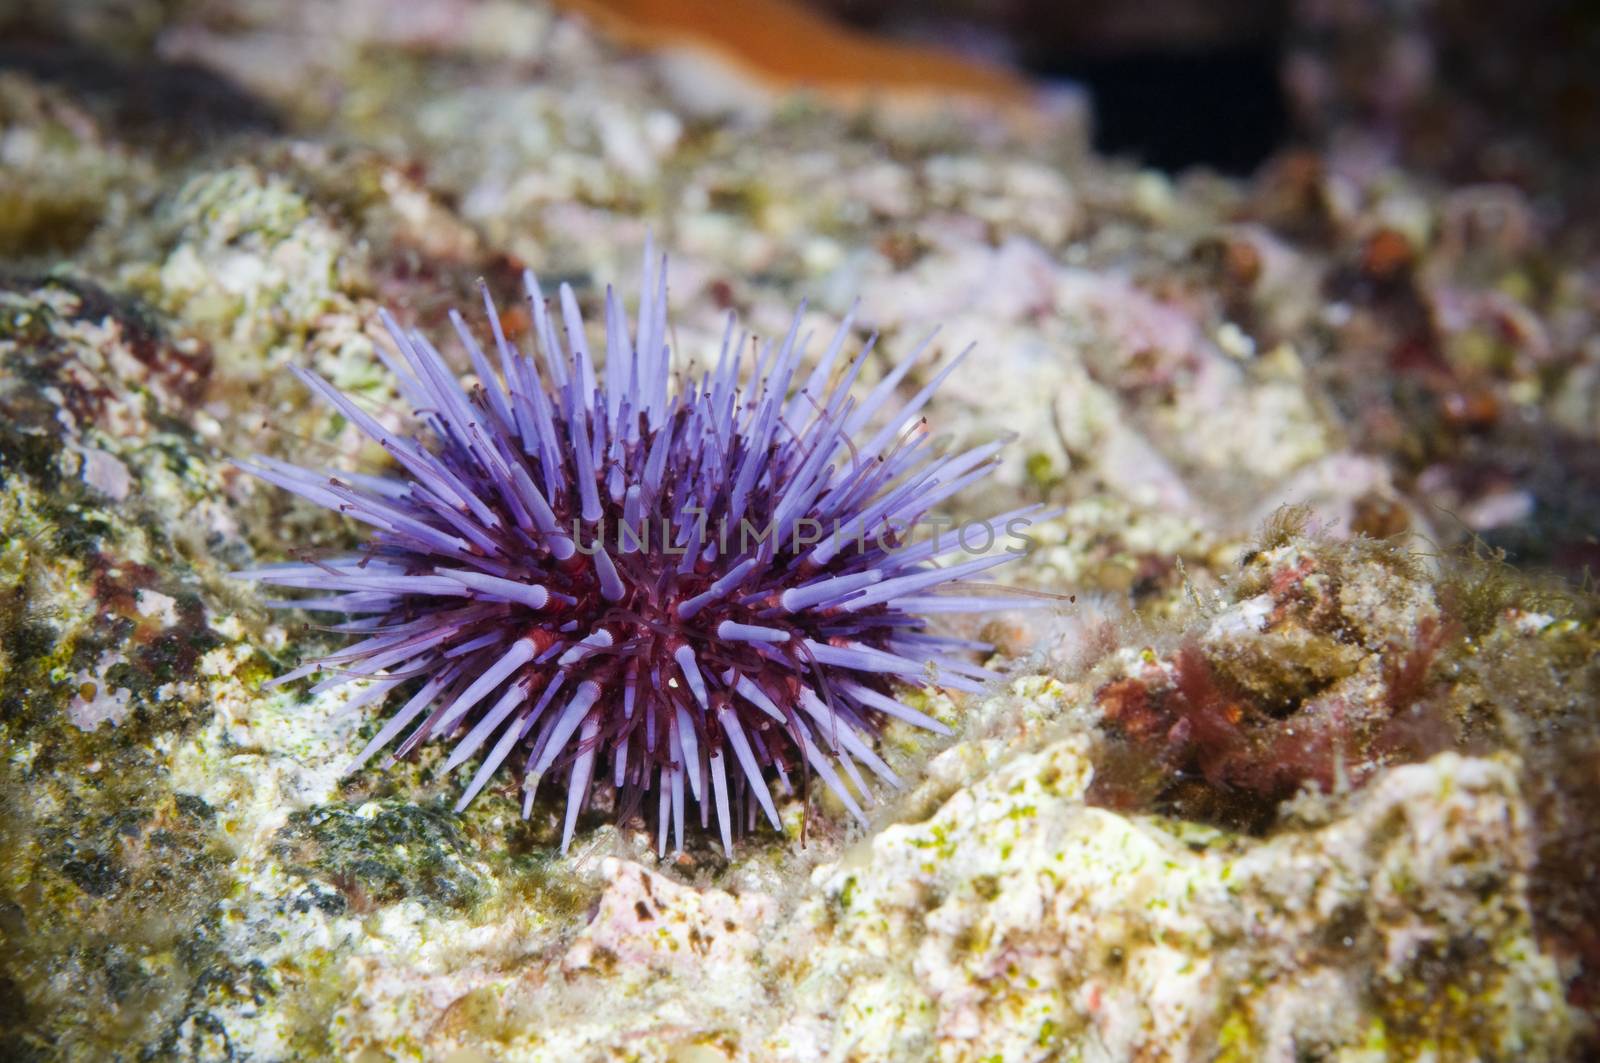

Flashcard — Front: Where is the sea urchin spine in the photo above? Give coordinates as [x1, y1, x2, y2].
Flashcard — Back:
[237, 246, 1044, 854]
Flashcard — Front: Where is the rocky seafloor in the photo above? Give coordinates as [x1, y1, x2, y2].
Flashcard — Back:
[3, 2, 1599, 1060]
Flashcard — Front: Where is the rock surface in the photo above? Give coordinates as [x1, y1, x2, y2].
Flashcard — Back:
[2, 1, 1597, 1060]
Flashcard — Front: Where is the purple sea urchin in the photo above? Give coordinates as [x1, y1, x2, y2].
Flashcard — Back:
[237, 247, 1045, 854]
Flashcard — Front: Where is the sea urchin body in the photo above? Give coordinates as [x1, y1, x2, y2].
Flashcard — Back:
[237, 248, 1044, 854]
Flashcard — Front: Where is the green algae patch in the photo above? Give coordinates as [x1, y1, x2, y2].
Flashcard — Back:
[272, 800, 488, 913]
[0, 777, 243, 1059]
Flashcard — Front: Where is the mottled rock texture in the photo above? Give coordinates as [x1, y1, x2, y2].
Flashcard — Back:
[3, 1, 1597, 1059]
